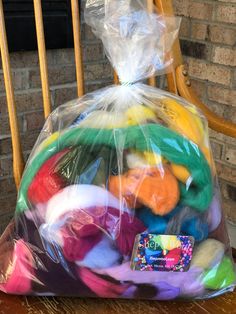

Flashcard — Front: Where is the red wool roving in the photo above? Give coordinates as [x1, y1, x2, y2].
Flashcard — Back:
[28, 150, 68, 205]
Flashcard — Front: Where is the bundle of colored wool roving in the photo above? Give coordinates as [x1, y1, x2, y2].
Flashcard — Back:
[0, 106, 235, 299]
[0, 0, 235, 298]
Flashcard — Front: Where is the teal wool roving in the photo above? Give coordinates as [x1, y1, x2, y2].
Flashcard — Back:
[16, 124, 213, 213]
[137, 207, 168, 234]
[137, 206, 208, 242]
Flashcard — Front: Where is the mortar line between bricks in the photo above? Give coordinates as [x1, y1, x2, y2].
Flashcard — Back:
[180, 37, 211, 46]
[0, 68, 29, 74]
[0, 81, 85, 96]
[206, 83, 236, 100]
[207, 99, 235, 112]
[50, 78, 113, 91]
[210, 43, 236, 51]
[186, 75, 231, 88]
[189, 20, 236, 31]
[190, 0, 224, 4]
[209, 136, 236, 150]
[0, 78, 112, 94]
[189, 0, 236, 7]
[0, 175, 14, 181]
[83, 59, 112, 65]
[81, 40, 103, 45]
[230, 70, 235, 89]
[50, 82, 79, 91]
[0, 172, 15, 180]
[221, 143, 227, 165]
[7, 59, 109, 74]
[1, 57, 109, 73]
[0, 210, 15, 215]
[184, 40, 236, 52]
[0, 195, 16, 201]
[207, 93, 236, 108]
[196, 79, 236, 92]
[177, 14, 236, 28]
[212, 0, 217, 21]
[215, 158, 236, 170]
[0, 134, 11, 140]
[85, 78, 113, 85]
[220, 178, 236, 188]
[185, 56, 235, 72]
[189, 14, 192, 39]
[0, 87, 42, 96]
[0, 153, 14, 160]
[209, 42, 214, 67]
[21, 109, 44, 116]
[180, 37, 236, 50]
[211, 139, 236, 151]
[215, 2, 236, 8]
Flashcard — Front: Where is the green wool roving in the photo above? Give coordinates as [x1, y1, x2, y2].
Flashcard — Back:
[16, 124, 213, 213]
[203, 257, 236, 290]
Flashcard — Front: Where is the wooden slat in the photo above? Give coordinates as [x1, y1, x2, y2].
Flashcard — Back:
[71, 0, 84, 97]
[147, 0, 156, 87]
[0, 0, 24, 188]
[33, 0, 51, 118]
[114, 71, 119, 85]
[154, 0, 183, 94]
[148, 75, 156, 87]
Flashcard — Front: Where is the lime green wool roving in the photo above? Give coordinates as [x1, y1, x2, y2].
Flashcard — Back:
[203, 257, 236, 290]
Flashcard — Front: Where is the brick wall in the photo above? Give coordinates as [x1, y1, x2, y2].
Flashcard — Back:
[173, 0, 236, 225]
[0, 0, 235, 233]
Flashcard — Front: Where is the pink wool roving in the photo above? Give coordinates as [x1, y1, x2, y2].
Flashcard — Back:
[78, 267, 129, 298]
[0, 240, 34, 294]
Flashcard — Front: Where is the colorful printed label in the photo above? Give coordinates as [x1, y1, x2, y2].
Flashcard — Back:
[131, 234, 194, 272]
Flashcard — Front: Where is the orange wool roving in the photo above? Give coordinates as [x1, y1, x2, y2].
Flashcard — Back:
[109, 167, 179, 216]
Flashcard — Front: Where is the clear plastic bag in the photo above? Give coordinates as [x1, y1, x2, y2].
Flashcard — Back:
[0, 0, 235, 300]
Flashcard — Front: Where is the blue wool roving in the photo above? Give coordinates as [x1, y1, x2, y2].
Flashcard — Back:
[137, 207, 168, 234]
[166, 206, 209, 242]
[137, 206, 208, 242]
[181, 218, 208, 242]
[76, 235, 121, 269]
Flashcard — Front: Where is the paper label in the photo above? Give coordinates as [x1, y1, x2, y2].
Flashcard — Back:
[131, 234, 194, 272]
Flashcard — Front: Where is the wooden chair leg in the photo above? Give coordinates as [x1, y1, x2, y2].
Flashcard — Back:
[33, 0, 52, 118]
[71, 0, 84, 97]
[0, 0, 24, 188]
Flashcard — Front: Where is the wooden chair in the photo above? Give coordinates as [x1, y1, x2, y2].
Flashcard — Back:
[0, 0, 235, 312]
